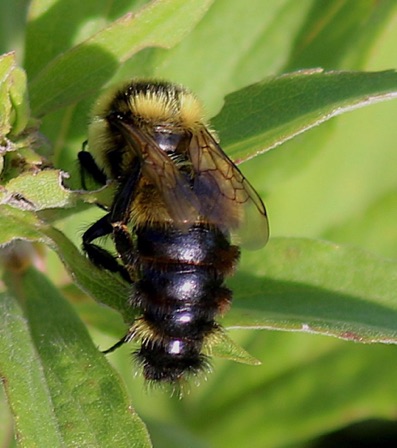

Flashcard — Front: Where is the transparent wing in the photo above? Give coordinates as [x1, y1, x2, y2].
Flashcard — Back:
[188, 129, 269, 249]
[117, 122, 200, 228]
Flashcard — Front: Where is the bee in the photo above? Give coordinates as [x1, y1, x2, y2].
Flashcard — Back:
[79, 80, 269, 385]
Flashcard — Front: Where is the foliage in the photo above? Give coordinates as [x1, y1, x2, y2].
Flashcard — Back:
[1, 1, 397, 447]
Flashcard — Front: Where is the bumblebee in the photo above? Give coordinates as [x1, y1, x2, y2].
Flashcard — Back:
[79, 80, 269, 385]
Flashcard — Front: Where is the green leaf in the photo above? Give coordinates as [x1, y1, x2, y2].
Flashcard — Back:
[284, 0, 397, 71]
[0, 205, 132, 319]
[324, 190, 397, 258]
[227, 238, 397, 344]
[190, 332, 397, 448]
[212, 69, 397, 162]
[28, 0, 214, 116]
[3, 170, 76, 210]
[0, 385, 14, 448]
[43, 225, 133, 321]
[0, 291, 66, 447]
[25, 0, 146, 79]
[1, 166, 116, 220]
[146, 0, 312, 113]
[1, 267, 151, 447]
[0, 205, 48, 246]
[0, 52, 29, 139]
[207, 332, 261, 366]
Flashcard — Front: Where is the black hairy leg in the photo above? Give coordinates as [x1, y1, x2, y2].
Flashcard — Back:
[80, 154, 142, 283]
[107, 163, 142, 273]
[79, 149, 131, 280]
[82, 214, 131, 282]
[78, 144, 108, 188]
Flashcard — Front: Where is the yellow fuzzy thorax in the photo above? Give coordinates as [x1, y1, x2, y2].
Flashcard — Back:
[88, 80, 207, 174]
[128, 88, 204, 132]
[91, 79, 206, 131]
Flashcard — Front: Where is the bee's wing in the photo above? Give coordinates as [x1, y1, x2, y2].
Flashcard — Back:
[189, 129, 269, 249]
[117, 122, 200, 227]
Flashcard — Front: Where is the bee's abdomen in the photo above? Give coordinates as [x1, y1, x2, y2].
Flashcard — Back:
[132, 225, 239, 383]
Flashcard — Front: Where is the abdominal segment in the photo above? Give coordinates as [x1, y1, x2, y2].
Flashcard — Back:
[130, 224, 240, 383]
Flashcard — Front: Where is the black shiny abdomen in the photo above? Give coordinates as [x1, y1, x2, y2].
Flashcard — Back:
[132, 224, 239, 383]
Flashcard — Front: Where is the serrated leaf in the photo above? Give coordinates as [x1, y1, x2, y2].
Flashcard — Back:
[3, 170, 75, 210]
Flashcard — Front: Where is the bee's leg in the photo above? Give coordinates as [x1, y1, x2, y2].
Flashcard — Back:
[102, 334, 130, 354]
[103, 163, 141, 276]
[82, 214, 131, 282]
[78, 143, 107, 189]
[101, 164, 142, 353]
[110, 162, 142, 224]
[109, 163, 142, 274]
